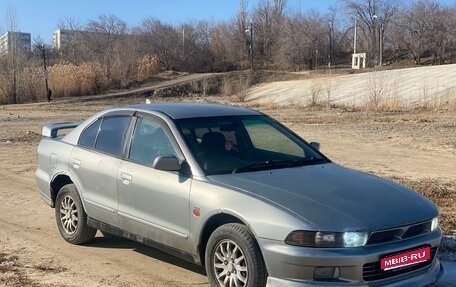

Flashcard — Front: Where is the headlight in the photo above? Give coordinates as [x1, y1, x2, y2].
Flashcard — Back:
[431, 217, 439, 231]
[285, 231, 369, 248]
[343, 232, 369, 247]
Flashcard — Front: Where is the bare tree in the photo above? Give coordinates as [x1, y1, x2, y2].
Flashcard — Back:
[446, 6, 456, 63]
[136, 18, 181, 70]
[234, 0, 252, 69]
[326, 5, 345, 67]
[252, 0, 287, 67]
[32, 36, 53, 101]
[57, 17, 83, 31]
[393, 0, 448, 65]
[342, 0, 402, 67]
[55, 17, 88, 63]
[1, 5, 20, 103]
[424, 2, 448, 64]
[207, 1, 252, 71]
[210, 22, 238, 71]
[85, 15, 134, 87]
[178, 21, 214, 71]
[276, 10, 328, 70]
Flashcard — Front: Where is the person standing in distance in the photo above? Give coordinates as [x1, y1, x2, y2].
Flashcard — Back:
[47, 89, 52, 102]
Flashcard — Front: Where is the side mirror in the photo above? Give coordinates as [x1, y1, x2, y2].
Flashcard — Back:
[310, 142, 320, 151]
[152, 155, 181, 171]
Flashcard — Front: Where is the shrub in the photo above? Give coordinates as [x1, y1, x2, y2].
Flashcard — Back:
[136, 54, 161, 81]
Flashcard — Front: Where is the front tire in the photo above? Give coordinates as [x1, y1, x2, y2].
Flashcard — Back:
[205, 223, 266, 287]
[55, 184, 97, 244]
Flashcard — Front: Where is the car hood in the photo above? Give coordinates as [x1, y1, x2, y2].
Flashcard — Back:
[208, 163, 438, 231]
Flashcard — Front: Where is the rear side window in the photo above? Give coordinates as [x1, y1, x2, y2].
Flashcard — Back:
[94, 116, 131, 156]
[79, 118, 102, 148]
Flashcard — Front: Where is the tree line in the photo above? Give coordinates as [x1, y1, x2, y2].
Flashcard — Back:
[1, 0, 455, 104]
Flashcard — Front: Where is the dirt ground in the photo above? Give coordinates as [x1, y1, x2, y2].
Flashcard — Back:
[0, 95, 455, 286]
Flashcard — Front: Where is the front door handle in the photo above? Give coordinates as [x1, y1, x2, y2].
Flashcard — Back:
[120, 172, 132, 185]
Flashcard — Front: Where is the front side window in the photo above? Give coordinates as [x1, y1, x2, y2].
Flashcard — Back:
[243, 118, 304, 157]
[128, 117, 177, 166]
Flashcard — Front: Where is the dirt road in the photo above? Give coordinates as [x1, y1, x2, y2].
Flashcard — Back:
[0, 98, 454, 286]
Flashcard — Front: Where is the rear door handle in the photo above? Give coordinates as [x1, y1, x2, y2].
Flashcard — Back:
[120, 172, 132, 185]
[71, 158, 81, 169]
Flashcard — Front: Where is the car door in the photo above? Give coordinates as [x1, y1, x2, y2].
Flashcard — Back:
[71, 113, 132, 226]
[116, 114, 191, 252]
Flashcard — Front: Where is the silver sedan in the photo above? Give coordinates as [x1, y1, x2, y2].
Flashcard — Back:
[35, 103, 443, 286]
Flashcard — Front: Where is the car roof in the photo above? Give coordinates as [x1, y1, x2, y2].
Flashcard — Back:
[129, 103, 261, 119]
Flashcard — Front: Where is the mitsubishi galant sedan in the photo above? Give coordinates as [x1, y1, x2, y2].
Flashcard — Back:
[36, 103, 443, 286]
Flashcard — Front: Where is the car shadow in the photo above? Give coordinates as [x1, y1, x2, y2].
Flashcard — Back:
[84, 234, 206, 276]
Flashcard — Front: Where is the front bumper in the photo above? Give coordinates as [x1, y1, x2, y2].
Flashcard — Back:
[259, 229, 443, 286]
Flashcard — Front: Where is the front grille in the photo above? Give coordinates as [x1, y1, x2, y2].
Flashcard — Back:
[403, 222, 431, 239]
[368, 229, 402, 244]
[367, 221, 432, 245]
[362, 247, 437, 281]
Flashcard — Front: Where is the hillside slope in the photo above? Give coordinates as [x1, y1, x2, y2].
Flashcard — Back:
[246, 64, 456, 108]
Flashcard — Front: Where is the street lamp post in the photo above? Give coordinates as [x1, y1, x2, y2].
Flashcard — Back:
[245, 22, 254, 70]
[42, 46, 49, 99]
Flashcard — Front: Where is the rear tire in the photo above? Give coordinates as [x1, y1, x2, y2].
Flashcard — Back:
[55, 184, 96, 244]
[205, 223, 266, 287]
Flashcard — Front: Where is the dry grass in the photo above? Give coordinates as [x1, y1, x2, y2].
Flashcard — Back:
[0, 251, 68, 286]
[222, 72, 252, 102]
[308, 79, 323, 107]
[0, 253, 19, 272]
[0, 252, 35, 287]
[0, 54, 163, 104]
[136, 54, 161, 82]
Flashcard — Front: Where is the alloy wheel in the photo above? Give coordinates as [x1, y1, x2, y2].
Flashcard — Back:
[59, 195, 79, 235]
[213, 239, 248, 287]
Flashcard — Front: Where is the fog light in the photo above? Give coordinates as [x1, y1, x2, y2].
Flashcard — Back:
[431, 217, 439, 231]
[313, 266, 339, 280]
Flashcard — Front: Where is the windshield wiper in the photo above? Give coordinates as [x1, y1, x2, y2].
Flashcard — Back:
[232, 159, 290, 173]
[233, 157, 325, 174]
[288, 157, 326, 166]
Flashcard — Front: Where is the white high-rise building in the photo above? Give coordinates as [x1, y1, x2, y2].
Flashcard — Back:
[53, 29, 85, 50]
[0, 31, 31, 55]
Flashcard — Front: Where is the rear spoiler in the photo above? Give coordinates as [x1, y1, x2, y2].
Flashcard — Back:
[42, 121, 82, 138]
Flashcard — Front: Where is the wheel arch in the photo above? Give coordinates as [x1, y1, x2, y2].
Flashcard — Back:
[198, 212, 250, 266]
[50, 173, 74, 208]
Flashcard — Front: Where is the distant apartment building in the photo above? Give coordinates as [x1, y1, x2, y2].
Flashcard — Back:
[0, 31, 32, 55]
[53, 29, 87, 50]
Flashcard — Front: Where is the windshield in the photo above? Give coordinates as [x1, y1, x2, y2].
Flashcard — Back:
[176, 115, 329, 175]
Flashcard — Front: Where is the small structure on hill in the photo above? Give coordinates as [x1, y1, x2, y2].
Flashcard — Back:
[351, 19, 366, 69]
[352, 53, 366, 69]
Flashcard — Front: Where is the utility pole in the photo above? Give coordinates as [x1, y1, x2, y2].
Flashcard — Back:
[379, 22, 383, 66]
[373, 15, 383, 66]
[182, 27, 185, 56]
[328, 23, 332, 68]
[354, 19, 357, 54]
[249, 22, 253, 70]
